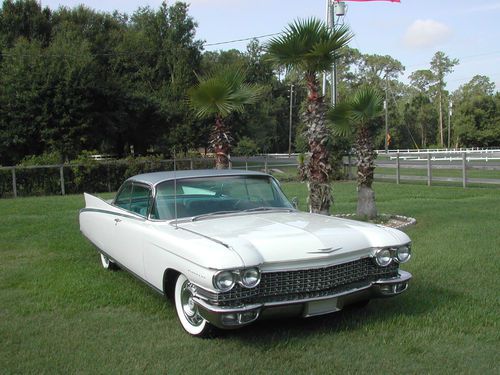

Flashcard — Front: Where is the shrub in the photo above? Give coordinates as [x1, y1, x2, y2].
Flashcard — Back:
[233, 137, 259, 157]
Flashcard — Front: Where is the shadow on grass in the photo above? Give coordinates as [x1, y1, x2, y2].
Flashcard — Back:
[220, 281, 461, 343]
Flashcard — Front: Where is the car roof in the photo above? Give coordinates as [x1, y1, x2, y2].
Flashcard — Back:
[127, 169, 270, 186]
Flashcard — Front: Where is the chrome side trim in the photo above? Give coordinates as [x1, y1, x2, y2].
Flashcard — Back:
[171, 224, 230, 249]
[80, 208, 146, 222]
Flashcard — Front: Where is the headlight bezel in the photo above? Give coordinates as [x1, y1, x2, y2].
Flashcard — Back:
[212, 267, 261, 292]
[395, 244, 412, 263]
[239, 267, 261, 288]
[213, 270, 236, 292]
[373, 243, 412, 267]
[374, 248, 393, 267]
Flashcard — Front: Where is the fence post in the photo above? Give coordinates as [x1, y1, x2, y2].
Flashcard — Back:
[59, 166, 65, 195]
[348, 154, 352, 180]
[107, 163, 111, 193]
[11, 167, 17, 198]
[245, 160, 248, 171]
[427, 153, 432, 186]
[264, 155, 268, 173]
[396, 152, 400, 184]
[190, 158, 194, 170]
[462, 152, 467, 188]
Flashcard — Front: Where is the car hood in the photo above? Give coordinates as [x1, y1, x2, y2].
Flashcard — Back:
[177, 211, 411, 270]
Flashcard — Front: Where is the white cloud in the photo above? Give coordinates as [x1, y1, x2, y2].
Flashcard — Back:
[403, 19, 452, 49]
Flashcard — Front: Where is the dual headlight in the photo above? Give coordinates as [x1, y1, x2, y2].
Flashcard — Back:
[213, 268, 261, 292]
[374, 244, 411, 266]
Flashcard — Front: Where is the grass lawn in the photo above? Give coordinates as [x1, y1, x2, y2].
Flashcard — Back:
[1, 182, 499, 374]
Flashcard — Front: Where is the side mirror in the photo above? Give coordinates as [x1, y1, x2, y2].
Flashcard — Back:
[291, 197, 299, 209]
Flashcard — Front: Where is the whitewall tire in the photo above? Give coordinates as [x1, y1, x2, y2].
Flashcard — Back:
[100, 254, 118, 270]
[174, 274, 213, 337]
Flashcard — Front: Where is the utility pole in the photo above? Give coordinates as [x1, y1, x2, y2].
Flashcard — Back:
[328, 1, 336, 106]
[322, 0, 329, 97]
[448, 100, 453, 149]
[325, 1, 345, 106]
[288, 84, 294, 157]
[384, 75, 389, 153]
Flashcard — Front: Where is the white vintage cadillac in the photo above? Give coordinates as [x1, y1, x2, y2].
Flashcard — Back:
[79, 170, 412, 337]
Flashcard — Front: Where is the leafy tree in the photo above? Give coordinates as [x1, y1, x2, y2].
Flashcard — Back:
[233, 136, 259, 157]
[328, 86, 383, 219]
[452, 75, 499, 147]
[188, 68, 262, 169]
[40, 30, 100, 161]
[0, 38, 46, 164]
[430, 51, 459, 146]
[0, 0, 52, 48]
[267, 18, 352, 214]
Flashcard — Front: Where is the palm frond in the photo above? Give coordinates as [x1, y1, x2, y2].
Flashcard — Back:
[327, 102, 353, 137]
[350, 86, 384, 126]
[267, 18, 353, 73]
[188, 67, 263, 119]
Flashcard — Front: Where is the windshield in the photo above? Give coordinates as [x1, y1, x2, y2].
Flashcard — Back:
[151, 175, 293, 220]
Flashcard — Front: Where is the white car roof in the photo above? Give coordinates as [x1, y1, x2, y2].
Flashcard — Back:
[127, 169, 270, 187]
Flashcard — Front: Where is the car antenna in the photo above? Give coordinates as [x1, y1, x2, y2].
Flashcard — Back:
[173, 147, 178, 229]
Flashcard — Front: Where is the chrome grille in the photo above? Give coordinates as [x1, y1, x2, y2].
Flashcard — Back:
[201, 258, 398, 306]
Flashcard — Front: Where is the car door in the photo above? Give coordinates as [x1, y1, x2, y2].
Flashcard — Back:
[110, 182, 152, 278]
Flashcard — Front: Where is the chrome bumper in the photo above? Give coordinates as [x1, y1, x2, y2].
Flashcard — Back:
[193, 271, 412, 329]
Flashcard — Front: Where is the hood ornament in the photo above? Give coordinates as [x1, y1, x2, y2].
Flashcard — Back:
[308, 247, 343, 254]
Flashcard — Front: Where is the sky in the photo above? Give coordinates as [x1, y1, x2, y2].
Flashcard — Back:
[40, 0, 500, 92]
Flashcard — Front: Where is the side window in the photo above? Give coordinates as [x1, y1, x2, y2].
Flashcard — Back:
[115, 183, 132, 210]
[130, 184, 152, 217]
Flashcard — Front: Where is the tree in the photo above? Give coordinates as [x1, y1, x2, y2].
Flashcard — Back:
[267, 18, 352, 214]
[408, 70, 439, 147]
[430, 51, 459, 147]
[328, 86, 383, 219]
[452, 75, 499, 147]
[0, 0, 52, 48]
[188, 68, 262, 169]
[0, 38, 46, 164]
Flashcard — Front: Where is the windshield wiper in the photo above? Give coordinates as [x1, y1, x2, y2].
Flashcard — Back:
[243, 207, 294, 213]
[191, 210, 239, 222]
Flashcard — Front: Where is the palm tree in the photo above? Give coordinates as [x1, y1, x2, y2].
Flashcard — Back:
[328, 86, 383, 219]
[188, 68, 262, 169]
[267, 18, 353, 215]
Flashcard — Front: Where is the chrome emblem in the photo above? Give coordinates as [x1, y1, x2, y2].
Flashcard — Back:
[308, 247, 343, 254]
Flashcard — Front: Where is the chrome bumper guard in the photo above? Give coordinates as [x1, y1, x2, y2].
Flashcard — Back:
[194, 271, 412, 329]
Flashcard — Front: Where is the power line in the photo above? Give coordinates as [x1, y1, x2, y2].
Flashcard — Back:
[204, 32, 282, 47]
[0, 31, 284, 58]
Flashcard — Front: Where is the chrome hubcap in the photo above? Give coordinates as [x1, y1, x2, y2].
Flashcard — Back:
[180, 281, 203, 326]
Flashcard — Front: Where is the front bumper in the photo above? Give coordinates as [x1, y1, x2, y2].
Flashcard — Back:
[193, 270, 412, 329]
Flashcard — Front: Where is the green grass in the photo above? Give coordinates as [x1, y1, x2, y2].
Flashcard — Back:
[1, 182, 499, 374]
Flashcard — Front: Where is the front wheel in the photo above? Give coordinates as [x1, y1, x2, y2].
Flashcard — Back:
[100, 254, 119, 270]
[174, 274, 214, 337]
